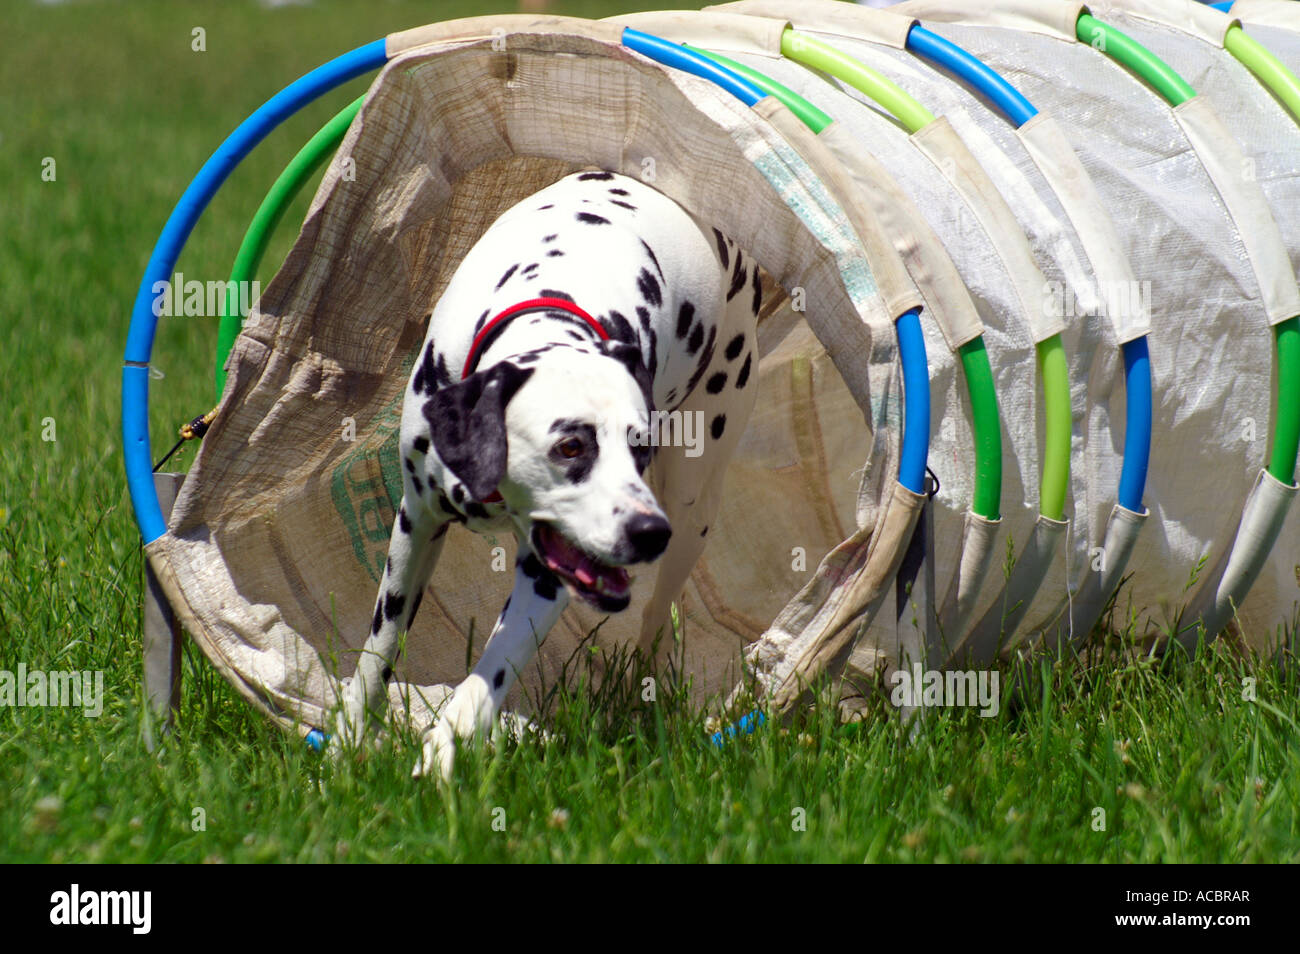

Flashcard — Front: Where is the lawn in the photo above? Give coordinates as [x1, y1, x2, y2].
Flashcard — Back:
[1, 0, 1297, 863]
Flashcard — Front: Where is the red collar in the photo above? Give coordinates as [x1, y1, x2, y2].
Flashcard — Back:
[461, 297, 609, 379]
[461, 297, 608, 504]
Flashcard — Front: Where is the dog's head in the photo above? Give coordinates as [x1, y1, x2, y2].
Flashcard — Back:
[425, 340, 669, 611]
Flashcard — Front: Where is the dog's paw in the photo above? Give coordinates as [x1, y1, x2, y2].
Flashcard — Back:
[327, 679, 382, 762]
[412, 718, 457, 782]
[411, 674, 495, 781]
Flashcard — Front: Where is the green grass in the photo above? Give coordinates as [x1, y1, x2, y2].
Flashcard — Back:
[1, 0, 1299, 863]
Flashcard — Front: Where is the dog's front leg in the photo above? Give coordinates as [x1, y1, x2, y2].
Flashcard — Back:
[413, 553, 568, 781]
[333, 498, 449, 753]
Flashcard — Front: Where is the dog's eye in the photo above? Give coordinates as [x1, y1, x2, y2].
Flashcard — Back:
[554, 436, 585, 459]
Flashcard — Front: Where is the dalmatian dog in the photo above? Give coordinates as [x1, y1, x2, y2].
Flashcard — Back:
[331, 170, 763, 779]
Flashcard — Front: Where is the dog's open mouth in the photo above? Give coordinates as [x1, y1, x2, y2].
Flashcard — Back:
[532, 524, 631, 611]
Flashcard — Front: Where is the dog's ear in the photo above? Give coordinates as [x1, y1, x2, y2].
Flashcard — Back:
[424, 362, 535, 500]
[600, 340, 655, 412]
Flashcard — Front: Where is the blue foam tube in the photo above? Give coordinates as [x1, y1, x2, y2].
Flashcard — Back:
[907, 21, 1151, 516]
[1210, 2, 1234, 12]
[122, 365, 164, 541]
[1118, 336, 1152, 512]
[896, 307, 930, 494]
[122, 39, 388, 544]
[620, 27, 768, 106]
[906, 25, 1038, 128]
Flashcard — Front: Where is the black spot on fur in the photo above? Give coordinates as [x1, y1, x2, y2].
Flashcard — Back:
[543, 233, 558, 243]
[711, 414, 727, 440]
[641, 240, 664, 280]
[533, 571, 559, 601]
[578, 171, 614, 181]
[751, 267, 762, 315]
[566, 329, 586, 342]
[676, 301, 695, 338]
[706, 371, 727, 394]
[736, 352, 753, 389]
[522, 263, 539, 275]
[540, 289, 574, 302]
[493, 669, 505, 689]
[382, 665, 393, 682]
[465, 501, 490, 520]
[520, 553, 544, 579]
[384, 590, 406, 622]
[712, 228, 730, 270]
[398, 507, 412, 534]
[410, 474, 422, 495]
[609, 187, 629, 196]
[726, 252, 747, 301]
[636, 268, 662, 308]
[685, 326, 717, 396]
[610, 200, 637, 211]
[547, 249, 564, 257]
[451, 485, 465, 504]
[603, 309, 636, 345]
[371, 601, 383, 635]
[474, 309, 491, 334]
[687, 322, 704, 355]
[407, 589, 424, 627]
[725, 333, 745, 361]
[538, 204, 554, 210]
[434, 353, 453, 388]
[495, 264, 519, 290]
[412, 343, 437, 395]
[577, 212, 610, 226]
[412, 435, 429, 455]
[404, 457, 416, 475]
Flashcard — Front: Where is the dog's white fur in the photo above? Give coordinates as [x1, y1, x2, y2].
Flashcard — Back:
[331, 171, 762, 779]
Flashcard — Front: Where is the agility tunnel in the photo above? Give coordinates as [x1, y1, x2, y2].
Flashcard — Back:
[123, 0, 1300, 738]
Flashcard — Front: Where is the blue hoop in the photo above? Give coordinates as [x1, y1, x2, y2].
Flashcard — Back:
[902, 24, 1150, 510]
[620, 28, 768, 105]
[123, 39, 388, 544]
[125, 28, 933, 544]
[1118, 337, 1152, 511]
[895, 307, 931, 494]
[906, 26, 1038, 128]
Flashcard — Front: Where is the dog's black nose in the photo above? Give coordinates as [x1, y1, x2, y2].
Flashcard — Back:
[625, 513, 672, 562]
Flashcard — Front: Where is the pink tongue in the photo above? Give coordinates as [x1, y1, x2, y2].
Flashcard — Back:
[540, 527, 629, 591]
